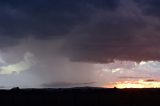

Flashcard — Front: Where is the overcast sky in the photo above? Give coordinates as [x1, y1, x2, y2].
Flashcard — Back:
[0, 0, 160, 88]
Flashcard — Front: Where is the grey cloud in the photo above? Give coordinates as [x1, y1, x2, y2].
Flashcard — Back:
[0, 39, 102, 87]
[0, 52, 35, 74]
[118, 76, 150, 79]
[41, 81, 96, 88]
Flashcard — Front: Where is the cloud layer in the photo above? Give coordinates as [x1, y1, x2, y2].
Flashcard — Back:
[0, 0, 160, 88]
[0, 52, 35, 74]
[0, 0, 160, 62]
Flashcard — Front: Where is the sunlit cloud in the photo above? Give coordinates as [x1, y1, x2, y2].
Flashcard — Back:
[0, 52, 35, 74]
[111, 68, 122, 73]
[139, 61, 147, 66]
[96, 60, 160, 76]
[92, 60, 160, 87]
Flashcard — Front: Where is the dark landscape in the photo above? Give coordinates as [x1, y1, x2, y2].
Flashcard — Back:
[0, 87, 160, 106]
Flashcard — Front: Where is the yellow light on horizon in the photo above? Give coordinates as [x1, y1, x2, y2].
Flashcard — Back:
[103, 79, 160, 88]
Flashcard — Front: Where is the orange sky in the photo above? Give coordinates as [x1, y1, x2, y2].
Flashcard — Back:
[103, 79, 160, 88]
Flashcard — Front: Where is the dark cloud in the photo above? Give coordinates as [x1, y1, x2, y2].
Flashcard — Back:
[41, 81, 96, 88]
[62, 0, 160, 62]
[65, 18, 148, 62]
[145, 79, 157, 82]
[1, 0, 160, 63]
[0, 86, 6, 88]
[134, 0, 160, 17]
[0, 0, 119, 47]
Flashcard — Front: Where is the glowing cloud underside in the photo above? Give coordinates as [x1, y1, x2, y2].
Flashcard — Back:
[0, 52, 35, 74]
[104, 80, 160, 88]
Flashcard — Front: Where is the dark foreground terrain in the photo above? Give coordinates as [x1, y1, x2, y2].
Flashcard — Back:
[0, 87, 160, 106]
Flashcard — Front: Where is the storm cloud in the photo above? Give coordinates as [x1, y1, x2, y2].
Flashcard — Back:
[65, 0, 160, 62]
[1, 0, 160, 88]
[0, 0, 119, 47]
[1, 0, 160, 62]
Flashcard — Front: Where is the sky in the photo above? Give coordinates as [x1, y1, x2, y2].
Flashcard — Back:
[0, 0, 160, 88]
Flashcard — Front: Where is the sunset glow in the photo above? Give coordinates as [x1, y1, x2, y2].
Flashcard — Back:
[104, 80, 160, 88]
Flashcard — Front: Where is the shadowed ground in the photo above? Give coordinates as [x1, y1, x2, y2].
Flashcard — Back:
[0, 87, 160, 106]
